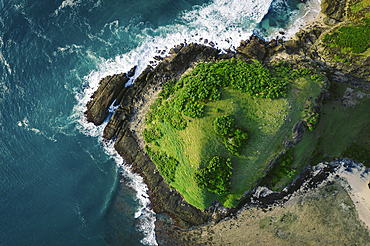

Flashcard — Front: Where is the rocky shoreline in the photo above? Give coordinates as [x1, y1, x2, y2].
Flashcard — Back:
[84, 0, 369, 243]
[156, 159, 370, 245]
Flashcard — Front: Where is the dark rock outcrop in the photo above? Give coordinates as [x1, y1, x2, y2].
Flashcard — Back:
[85, 73, 128, 125]
[291, 120, 305, 145]
[237, 35, 266, 60]
[321, 0, 347, 24]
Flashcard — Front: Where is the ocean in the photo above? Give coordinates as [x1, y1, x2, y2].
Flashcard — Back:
[0, 0, 321, 245]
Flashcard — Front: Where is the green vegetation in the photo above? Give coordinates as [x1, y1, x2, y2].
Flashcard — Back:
[195, 156, 233, 194]
[292, 83, 370, 178]
[342, 124, 370, 167]
[260, 148, 295, 191]
[145, 145, 179, 183]
[323, 18, 370, 54]
[302, 98, 320, 131]
[143, 58, 324, 209]
[142, 127, 162, 143]
[349, 0, 370, 18]
[214, 115, 248, 155]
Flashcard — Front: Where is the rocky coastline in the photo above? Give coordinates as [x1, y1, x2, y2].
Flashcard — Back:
[84, 0, 369, 243]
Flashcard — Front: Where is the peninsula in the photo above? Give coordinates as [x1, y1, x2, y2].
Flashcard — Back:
[85, 0, 369, 244]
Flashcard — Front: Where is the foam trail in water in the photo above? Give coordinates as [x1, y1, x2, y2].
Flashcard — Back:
[102, 140, 157, 245]
[54, 0, 81, 16]
[74, 0, 322, 245]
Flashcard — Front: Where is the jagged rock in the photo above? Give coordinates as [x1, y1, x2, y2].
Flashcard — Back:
[205, 201, 229, 222]
[127, 66, 137, 77]
[355, 91, 366, 99]
[103, 106, 129, 140]
[321, 0, 347, 22]
[237, 35, 266, 60]
[85, 73, 128, 125]
[153, 55, 163, 61]
[114, 86, 128, 106]
[291, 121, 304, 145]
[342, 87, 357, 107]
[324, 17, 339, 26]
[284, 40, 300, 55]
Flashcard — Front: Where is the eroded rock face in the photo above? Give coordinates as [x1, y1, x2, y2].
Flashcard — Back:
[237, 35, 266, 60]
[321, 0, 347, 22]
[85, 73, 128, 125]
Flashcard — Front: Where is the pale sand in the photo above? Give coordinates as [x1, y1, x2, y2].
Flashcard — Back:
[335, 163, 370, 230]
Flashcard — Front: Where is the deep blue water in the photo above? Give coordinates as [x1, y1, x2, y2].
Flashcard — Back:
[0, 0, 320, 245]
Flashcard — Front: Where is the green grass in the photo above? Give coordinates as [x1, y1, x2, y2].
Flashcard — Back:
[144, 60, 325, 209]
[293, 84, 370, 172]
[349, 0, 370, 17]
[150, 82, 322, 209]
[323, 18, 370, 54]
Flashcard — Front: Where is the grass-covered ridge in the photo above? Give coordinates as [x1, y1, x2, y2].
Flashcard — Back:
[143, 58, 325, 209]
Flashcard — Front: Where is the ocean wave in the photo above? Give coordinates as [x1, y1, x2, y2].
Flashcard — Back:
[0, 37, 12, 75]
[277, 0, 322, 39]
[54, 0, 82, 16]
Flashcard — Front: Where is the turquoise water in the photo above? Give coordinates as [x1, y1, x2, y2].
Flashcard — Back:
[0, 0, 320, 245]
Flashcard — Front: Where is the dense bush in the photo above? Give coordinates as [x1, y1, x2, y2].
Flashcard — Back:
[146, 99, 188, 130]
[145, 146, 179, 183]
[214, 115, 248, 155]
[159, 79, 177, 99]
[223, 128, 248, 156]
[261, 148, 295, 189]
[195, 156, 232, 194]
[323, 18, 370, 54]
[142, 128, 162, 143]
[302, 100, 320, 131]
[214, 115, 234, 136]
[182, 100, 205, 118]
[274, 60, 322, 82]
[145, 58, 294, 138]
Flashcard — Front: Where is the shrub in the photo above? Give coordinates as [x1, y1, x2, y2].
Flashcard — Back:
[159, 79, 177, 99]
[183, 101, 205, 118]
[142, 128, 162, 143]
[214, 115, 234, 136]
[145, 146, 179, 183]
[261, 148, 295, 189]
[195, 156, 233, 194]
[214, 116, 248, 155]
[323, 18, 370, 54]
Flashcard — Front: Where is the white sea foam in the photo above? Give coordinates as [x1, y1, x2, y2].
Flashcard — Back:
[73, 0, 323, 245]
[0, 37, 12, 75]
[16, 117, 57, 142]
[54, 0, 81, 16]
[281, 0, 322, 40]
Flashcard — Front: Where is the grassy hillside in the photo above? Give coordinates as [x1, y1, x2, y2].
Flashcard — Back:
[143, 59, 325, 209]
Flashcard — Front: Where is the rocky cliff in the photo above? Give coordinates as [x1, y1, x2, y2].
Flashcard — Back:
[85, 0, 369, 232]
